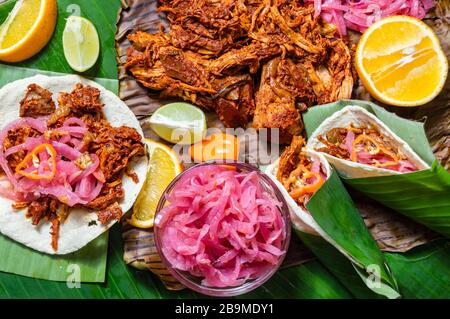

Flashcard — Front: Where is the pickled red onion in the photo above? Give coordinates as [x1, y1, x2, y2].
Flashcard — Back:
[4, 143, 27, 157]
[344, 130, 355, 153]
[397, 160, 418, 173]
[0, 116, 104, 206]
[51, 141, 82, 160]
[63, 117, 87, 128]
[306, 0, 434, 35]
[156, 165, 287, 288]
[0, 118, 47, 187]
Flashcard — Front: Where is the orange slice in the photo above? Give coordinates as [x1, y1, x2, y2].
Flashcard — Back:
[129, 139, 183, 229]
[0, 0, 57, 62]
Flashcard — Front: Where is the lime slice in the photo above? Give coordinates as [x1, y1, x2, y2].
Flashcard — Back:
[147, 102, 207, 145]
[62, 16, 99, 72]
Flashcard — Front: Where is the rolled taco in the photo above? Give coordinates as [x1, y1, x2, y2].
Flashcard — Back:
[0, 75, 148, 254]
[307, 105, 429, 178]
[267, 136, 331, 235]
[268, 136, 401, 297]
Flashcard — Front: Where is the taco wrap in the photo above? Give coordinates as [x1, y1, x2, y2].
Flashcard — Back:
[266, 137, 371, 267]
[0, 75, 148, 255]
[266, 137, 401, 295]
[266, 137, 331, 236]
[306, 105, 430, 178]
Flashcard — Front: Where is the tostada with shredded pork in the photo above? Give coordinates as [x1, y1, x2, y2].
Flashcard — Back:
[0, 75, 148, 254]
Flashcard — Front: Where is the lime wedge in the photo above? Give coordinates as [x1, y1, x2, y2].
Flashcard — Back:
[146, 102, 207, 145]
[62, 16, 99, 72]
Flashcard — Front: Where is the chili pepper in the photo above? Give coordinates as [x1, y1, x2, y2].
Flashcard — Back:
[15, 143, 57, 180]
[289, 171, 325, 199]
[189, 133, 239, 163]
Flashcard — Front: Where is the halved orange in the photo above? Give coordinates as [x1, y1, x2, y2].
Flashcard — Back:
[356, 16, 448, 107]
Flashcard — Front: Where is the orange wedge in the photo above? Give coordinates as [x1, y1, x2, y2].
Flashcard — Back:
[356, 16, 448, 107]
[0, 0, 57, 62]
[129, 139, 183, 229]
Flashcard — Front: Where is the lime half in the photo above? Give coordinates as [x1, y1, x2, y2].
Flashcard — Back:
[62, 16, 99, 72]
[147, 102, 207, 145]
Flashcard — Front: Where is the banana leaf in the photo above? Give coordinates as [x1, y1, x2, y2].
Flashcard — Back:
[297, 232, 382, 299]
[303, 100, 450, 238]
[299, 231, 450, 299]
[0, 0, 15, 21]
[0, 225, 353, 299]
[384, 239, 450, 299]
[0, 222, 108, 283]
[0, 64, 118, 92]
[302, 170, 399, 298]
[0, 0, 123, 282]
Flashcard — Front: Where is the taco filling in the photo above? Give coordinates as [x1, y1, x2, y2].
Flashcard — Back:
[315, 124, 419, 173]
[277, 137, 327, 211]
[0, 83, 145, 251]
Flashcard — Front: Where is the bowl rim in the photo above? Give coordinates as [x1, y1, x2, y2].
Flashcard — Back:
[153, 160, 292, 297]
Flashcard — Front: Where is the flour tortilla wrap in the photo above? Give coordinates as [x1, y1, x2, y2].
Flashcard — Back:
[266, 149, 400, 298]
[0, 75, 148, 255]
[266, 149, 330, 236]
[307, 105, 430, 178]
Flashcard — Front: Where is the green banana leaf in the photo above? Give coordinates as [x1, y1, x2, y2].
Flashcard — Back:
[303, 99, 450, 238]
[0, 225, 353, 299]
[0, 0, 15, 21]
[384, 239, 450, 299]
[297, 231, 382, 299]
[304, 170, 399, 298]
[347, 162, 450, 237]
[0, 64, 118, 92]
[299, 231, 450, 299]
[0, 0, 122, 282]
[0, 229, 108, 283]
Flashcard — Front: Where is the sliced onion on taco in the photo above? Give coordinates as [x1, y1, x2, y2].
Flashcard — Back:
[307, 105, 429, 178]
[0, 75, 148, 255]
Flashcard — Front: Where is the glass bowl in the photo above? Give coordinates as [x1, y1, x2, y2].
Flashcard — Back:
[153, 160, 291, 297]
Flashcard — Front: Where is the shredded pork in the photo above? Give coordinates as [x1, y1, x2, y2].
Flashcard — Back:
[19, 84, 56, 118]
[125, 0, 355, 142]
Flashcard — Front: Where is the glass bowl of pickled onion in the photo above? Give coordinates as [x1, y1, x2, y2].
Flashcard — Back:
[154, 161, 291, 297]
